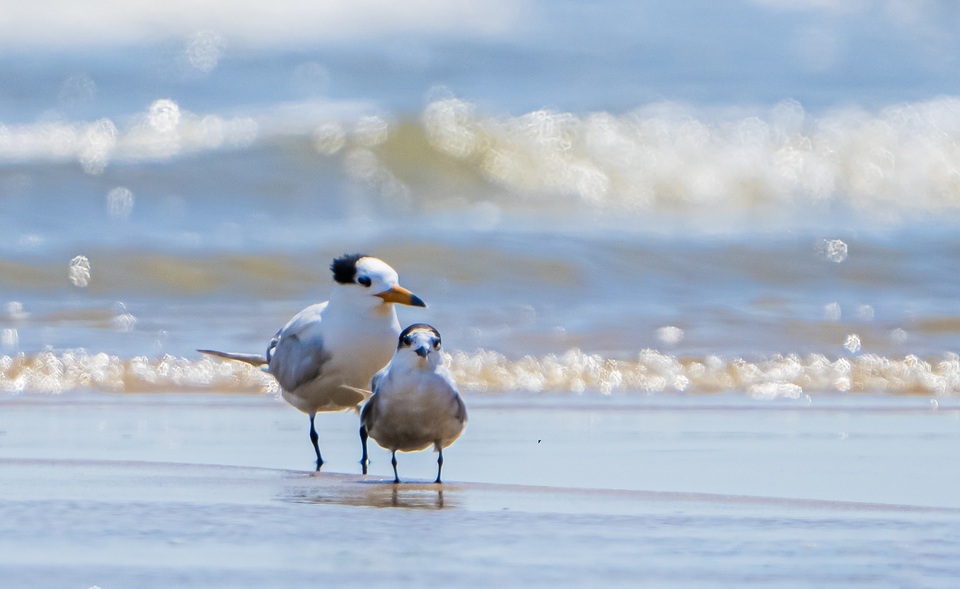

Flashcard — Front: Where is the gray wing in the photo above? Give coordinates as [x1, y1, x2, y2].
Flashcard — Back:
[267, 331, 330, 392]
[360, 368, 388, 428]
[452, 393, 468, 425]
[360, 390, 379, 429]
[369, 369, 387, 396]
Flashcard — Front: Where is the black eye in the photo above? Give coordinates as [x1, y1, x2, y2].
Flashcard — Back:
[433, 339, 441, 350]
[401, 335, 412, 346]
[358, 276, 372, 287]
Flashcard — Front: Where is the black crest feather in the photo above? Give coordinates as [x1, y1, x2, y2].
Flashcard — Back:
[330, 253, 367, 284]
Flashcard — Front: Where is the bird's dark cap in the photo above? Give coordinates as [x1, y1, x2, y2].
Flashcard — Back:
[330, 253, 367, 284]
[398, 323, 441, 348]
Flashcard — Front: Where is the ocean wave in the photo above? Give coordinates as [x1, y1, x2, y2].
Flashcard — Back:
[419, 96, 960, 219]
[0, 98, 379, 172]
[10, 95, 960, 225]
[3, 349, 960, 398]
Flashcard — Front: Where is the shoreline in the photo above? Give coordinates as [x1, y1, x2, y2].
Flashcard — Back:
[5, 456, 957, 516]
[2, 392, 959, 587]
[2, 390, 958, 507]
[2, 456, 958, 588]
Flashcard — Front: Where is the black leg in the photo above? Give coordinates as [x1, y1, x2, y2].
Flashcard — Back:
[435, 447, 444, 484]
[309, 412, 323, 471]
[391, 450, 400, 484]
[359, 424, 369, 475]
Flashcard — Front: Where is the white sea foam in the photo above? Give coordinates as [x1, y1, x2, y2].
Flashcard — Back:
[38, 93, 955, 225]
[7, 95, 960, 223]
[422, 96, 960, 220]
[3, 349, 956, 398]
[0, 351, 276, 394]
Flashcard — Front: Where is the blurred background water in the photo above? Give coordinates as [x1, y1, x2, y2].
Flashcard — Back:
[4, 0, 960, 397]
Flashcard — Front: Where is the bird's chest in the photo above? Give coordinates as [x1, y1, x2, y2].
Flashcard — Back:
[378, 372, 446, 416]
[322, 321, 397, 387]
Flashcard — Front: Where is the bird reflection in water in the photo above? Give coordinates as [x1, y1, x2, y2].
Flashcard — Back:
[279, 480, 450, 510]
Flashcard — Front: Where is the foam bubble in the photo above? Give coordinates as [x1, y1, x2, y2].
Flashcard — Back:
[656, 326, 684, 346]
[1, 329, 18, 351]
[749, 381, 804, 400]
[78, 118, 117, 174]
[69, 255, 91, 288]
[112, 302, 136, 332]
[824, 302, 842, 322]
[343, 147, 410, 204]
[344, 148, 380, 182]
[890, 328, 908, 344]
[354, 115, 389, 147]
[313, 122, 346, 155]
[423, 97, 480, 158]
[148, 99, 181, 133]
[5, 302, 27, 320]
[843, 334, 862, 354]
[106, 186, 134, 220]
[184, 31, 225, 74]
[817, 238, 848, 263]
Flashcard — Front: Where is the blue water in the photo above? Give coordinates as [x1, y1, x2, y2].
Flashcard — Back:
[3, 1, 960, 395]
[5, 1, 960, 119]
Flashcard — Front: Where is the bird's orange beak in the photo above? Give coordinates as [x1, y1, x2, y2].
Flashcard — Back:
[376, 285, 426, 307]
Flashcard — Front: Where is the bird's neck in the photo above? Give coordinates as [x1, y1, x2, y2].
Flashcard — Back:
[394, 355, 441, 373]
[326, 290, 396, 322]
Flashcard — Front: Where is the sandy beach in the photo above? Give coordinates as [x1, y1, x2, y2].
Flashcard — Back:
[2, 392, 958, 588]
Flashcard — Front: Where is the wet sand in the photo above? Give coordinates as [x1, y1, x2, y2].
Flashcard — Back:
[1, 392, 959, 587]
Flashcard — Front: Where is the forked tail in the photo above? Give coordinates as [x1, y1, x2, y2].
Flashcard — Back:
[197, 349, 269, 367]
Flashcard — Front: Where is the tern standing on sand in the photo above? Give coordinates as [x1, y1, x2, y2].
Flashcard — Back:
[361, 323, 467, 484]
[200, 253, 426, 470]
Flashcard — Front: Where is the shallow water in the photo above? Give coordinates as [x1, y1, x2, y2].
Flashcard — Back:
[3, 393, 959, 506]
[2, 394, 960, 588]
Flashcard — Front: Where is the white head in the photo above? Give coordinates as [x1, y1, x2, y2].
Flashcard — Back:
[329, 253, 426, 310]
[395, 323, 444, 368]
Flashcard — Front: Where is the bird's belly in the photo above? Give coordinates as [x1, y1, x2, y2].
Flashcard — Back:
[281, 378, 363, 413]
[282, 350, 391, 413]
[368, 401, 465, 452]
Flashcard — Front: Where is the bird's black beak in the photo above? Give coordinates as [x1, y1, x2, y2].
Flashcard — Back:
[415, 346, 429, 358]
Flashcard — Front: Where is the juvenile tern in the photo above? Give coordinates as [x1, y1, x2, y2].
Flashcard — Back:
[360, 323, 467, 484]
[199, 253, 425, 470]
